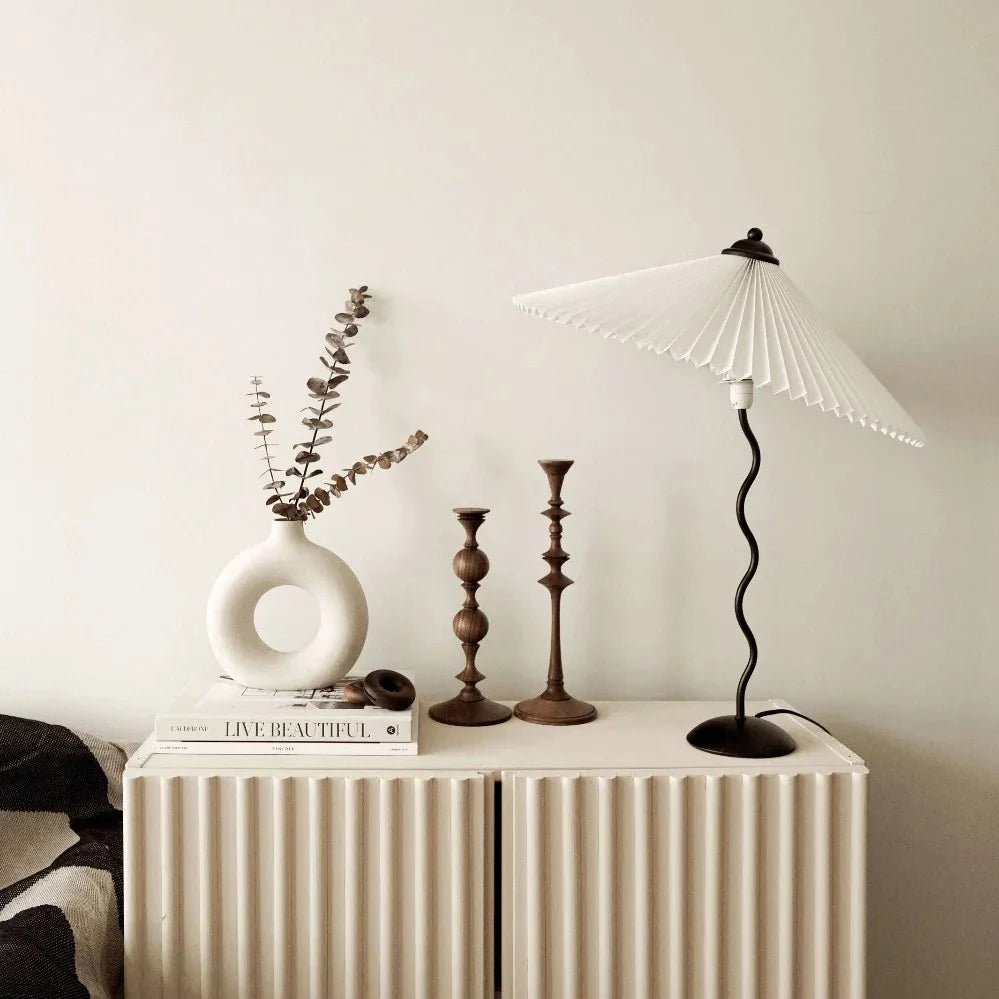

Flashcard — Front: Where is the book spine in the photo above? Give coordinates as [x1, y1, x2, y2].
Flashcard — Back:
[152, 740, 418, 757]
[155, 714, 412, 742]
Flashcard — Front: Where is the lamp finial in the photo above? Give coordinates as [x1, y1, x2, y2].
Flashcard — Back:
[721, 227, 780, 266]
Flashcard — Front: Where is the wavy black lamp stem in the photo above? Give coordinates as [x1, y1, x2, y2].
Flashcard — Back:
[734, 407, 760, 722]
[686, 388, 796, 758]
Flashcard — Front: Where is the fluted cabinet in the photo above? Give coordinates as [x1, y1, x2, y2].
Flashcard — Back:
[502, 770, 865, 999]
[125, 700, 867, 999]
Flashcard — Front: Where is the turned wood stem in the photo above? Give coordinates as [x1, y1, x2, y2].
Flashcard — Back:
[540, 461, 573, 699]
[428, 508, 511, 727]
[454, 512, 488, 697]
[514, 459, 596, 725]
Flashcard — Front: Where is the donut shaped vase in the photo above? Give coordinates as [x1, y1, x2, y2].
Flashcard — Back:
[207, 519, 368, 690]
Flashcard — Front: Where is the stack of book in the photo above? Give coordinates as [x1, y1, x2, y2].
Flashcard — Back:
[154, 673, 419, 756]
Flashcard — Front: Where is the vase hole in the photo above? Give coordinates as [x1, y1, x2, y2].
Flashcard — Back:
[253, 585, 320, 653]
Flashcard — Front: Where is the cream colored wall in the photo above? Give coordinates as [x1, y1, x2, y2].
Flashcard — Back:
[1, 2, 995, 995]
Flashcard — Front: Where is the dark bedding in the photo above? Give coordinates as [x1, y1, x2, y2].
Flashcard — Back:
[0, 715, 125, 999]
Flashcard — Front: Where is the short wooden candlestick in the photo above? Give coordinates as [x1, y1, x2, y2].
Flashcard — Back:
[429, 508, 512, 727]
[514, 460, 597, 726]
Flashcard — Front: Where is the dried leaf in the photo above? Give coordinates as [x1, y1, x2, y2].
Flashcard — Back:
[302, 418, 334, 429]
[306, 377, 328, 394]
[245, 390, 271, 398]
[249, 413, 277, 423]
[346, 470, 356, 485]
[306, 494, 322, 512]
[265, 495, 281, 506]
[332, 475, 347, 491]
[263, 480, 286, 490]
[325, 333, 345, 349]
[319, 355, 332, 369]
[332, 348, 350, 364]
[272, 502, 296, 518]
[353, 305, 369, 319]
[253, 429, 273, 437]
[295, 451, 320, 464]
[334, 312, 353, 324]
[377, 454, 392, 469]
[250, 377, 262, 385]
[307, 469, 323, 478]
[351, 462, 367, 475]
[315, 488, 330, 506]
[286, 467, 302, 477]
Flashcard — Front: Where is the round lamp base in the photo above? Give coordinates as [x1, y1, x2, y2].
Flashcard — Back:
[686, 714, 796, 758]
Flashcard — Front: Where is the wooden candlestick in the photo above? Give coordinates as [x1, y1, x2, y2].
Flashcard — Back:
[514, 460, 597, 726]
[429, 508, 512, 727]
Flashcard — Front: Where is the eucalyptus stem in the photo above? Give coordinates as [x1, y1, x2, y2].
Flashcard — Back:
[254, 383, 283, 505]
[249, 284, 427, 521]
[294, 382, 335, 515]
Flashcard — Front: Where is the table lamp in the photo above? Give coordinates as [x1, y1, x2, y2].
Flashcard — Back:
[513, 228, 924, 758]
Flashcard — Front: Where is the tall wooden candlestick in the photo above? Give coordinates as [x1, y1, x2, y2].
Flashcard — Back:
[514, 460, 597, 726]
[429, 508, 512, 727]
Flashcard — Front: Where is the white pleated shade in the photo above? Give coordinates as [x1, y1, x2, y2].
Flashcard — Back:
[513, 252, 925, 447]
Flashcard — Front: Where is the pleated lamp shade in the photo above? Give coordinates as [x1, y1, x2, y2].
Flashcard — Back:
[513, 229, 925, 447]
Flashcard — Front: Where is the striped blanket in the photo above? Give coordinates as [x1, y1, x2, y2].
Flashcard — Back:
[0, 715, 125, 999]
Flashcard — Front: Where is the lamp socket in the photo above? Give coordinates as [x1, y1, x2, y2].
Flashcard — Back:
[728, 378, 754, 410]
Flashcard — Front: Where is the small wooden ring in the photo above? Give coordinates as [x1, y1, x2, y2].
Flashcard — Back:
[361, 669, 416, 711]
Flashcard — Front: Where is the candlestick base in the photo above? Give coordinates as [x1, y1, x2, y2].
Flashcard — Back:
[513, 691, 597, 726]
[429, 694, 513, 727]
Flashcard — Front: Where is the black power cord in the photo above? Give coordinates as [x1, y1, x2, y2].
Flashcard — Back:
[754, 708, 832, 736]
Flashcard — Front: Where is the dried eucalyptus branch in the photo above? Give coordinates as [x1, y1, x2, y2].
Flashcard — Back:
[270, 285, 370, 520]
[246, 377, 285, 508]
[252, 286, 428, 522]
[323, 430, 429, 501]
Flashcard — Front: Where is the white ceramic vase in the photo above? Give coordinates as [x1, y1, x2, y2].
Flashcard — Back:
[206, 519, 368, 690]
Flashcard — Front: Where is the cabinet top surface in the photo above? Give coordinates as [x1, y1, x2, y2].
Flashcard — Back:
[127, 699, 866, 776]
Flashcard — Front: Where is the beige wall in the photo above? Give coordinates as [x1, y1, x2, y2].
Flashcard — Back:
[1, 2, 996, 995]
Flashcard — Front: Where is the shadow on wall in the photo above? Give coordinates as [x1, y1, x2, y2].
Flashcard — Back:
[839, 723, 999, 999]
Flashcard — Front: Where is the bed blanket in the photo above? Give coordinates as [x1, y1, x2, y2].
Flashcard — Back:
[0, 714, 125, 999]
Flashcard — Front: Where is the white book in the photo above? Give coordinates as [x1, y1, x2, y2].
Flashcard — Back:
[151, 739, 418, 757]
[155, 672, 415, 743]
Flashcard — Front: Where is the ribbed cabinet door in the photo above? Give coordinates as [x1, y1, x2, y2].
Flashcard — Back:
[124, 771, 491, 999]
[502, 770, 867, 999]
